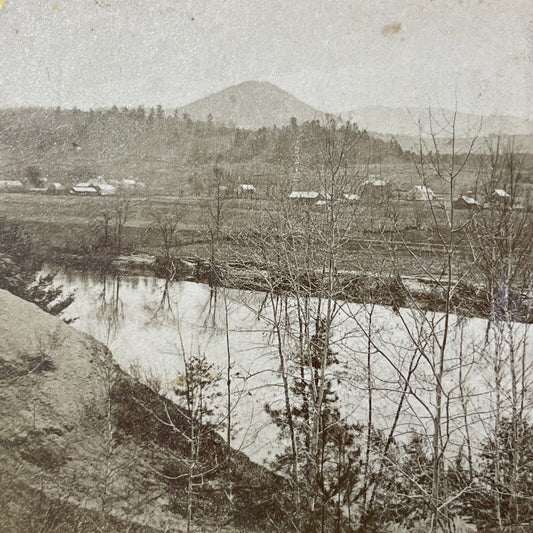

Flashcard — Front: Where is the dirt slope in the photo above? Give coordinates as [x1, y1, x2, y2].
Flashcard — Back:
[0, 289, 288, 532]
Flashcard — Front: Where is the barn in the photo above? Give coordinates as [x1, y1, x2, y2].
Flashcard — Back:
[70, 184, 99, 196]
[493, 189, 511, 204]
[288, 191, 321, 204]
[238, 184, 256, 198]
[342, 193, 360, 202]
[47, 183, 64, 195]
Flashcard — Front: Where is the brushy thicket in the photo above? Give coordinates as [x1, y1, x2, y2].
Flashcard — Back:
[0, 217, 73, 315]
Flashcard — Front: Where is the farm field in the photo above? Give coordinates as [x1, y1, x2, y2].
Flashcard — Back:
[0, 191, 493, 277]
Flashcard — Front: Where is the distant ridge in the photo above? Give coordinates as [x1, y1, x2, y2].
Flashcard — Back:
[341, 105, 533, 138]
[175, 80, 325, 129]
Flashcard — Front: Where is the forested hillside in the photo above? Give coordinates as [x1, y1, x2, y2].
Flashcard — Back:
[0, 107, 407, 193]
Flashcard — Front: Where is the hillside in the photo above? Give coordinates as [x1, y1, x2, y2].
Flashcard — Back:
[174, 82, 532, 143]
[0, 289, 293, 532]
[175, 81, 325, 129]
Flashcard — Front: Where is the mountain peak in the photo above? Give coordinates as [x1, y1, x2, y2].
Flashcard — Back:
[234, 80, 281, 89]
[176, 81, 324, 129]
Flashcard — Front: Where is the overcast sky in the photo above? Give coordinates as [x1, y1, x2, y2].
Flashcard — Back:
[0, 0, 531, 117]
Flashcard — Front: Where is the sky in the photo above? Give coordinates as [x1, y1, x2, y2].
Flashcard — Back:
[0, 0, 531, 118]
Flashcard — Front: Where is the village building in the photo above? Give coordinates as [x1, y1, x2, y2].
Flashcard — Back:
[342, 193, 360, 202]
[206, 183, 231, 198]
[289, 191, 333, 205]
[0, 180, 25, 192]
[288, 191, 321, 204]
[492, 188, 511, 205]
[120, 178, 144, 188]
[70, 183, 100, 196]
[238, 184, 256, 198]
[47, 183, 64, 194]
[87, 176, 116, 196]
[29, 186, 49, 194]
[453, 195, 481, 210]
[96, 183, 116, 196]
[410, 185, 436, 201]
[31, 183, 65, 195]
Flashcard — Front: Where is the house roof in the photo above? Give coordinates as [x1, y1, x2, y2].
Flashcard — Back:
[289, 191, 320, 199]
[494, 189, 510, 197]
[98, 183, 116, 192]
[455, 195, 480, 205]
[71, 185, 98, 193]
[239, 184, 255, 190]
[364, 179, 389, 187]
[412, 185, 434, 193]
[343, 193, 360, 201]
[0, 180, 24, 187]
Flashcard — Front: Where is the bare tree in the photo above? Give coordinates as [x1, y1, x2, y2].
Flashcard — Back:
[466, 137, 533, 530]
[95, 192, 134, 254]
[238, 118, 371, 531]
[369, 107, 485, 531]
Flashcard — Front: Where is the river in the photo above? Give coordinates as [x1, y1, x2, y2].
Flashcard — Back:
[54, 268, 531, 466]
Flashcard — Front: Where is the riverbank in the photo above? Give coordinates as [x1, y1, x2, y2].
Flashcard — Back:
[48, 251, 533, 324]
[3, 192, 531, 322]
[1, 191, 478, 274]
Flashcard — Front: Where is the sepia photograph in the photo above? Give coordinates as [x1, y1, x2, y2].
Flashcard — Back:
[0, 1, 532, 531]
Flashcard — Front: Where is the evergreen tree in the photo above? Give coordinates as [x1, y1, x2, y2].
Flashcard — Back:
[467, 418, 533, 530]
[267, 317, 364, 531]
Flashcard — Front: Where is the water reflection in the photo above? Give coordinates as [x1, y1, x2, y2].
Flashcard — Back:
[94, 272, 124, 346]
[57, 269, 283, 462]
[151, 277, 175, 320]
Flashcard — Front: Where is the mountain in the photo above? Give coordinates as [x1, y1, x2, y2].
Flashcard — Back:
[176, 82, 532, 151]
[341, 105, 533, 138]
[175, 80, 325, 129]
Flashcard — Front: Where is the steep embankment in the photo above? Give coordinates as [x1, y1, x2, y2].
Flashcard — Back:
[0, 289, 289, 532]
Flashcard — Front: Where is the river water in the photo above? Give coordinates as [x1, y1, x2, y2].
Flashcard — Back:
[55, 268, 531, 465]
